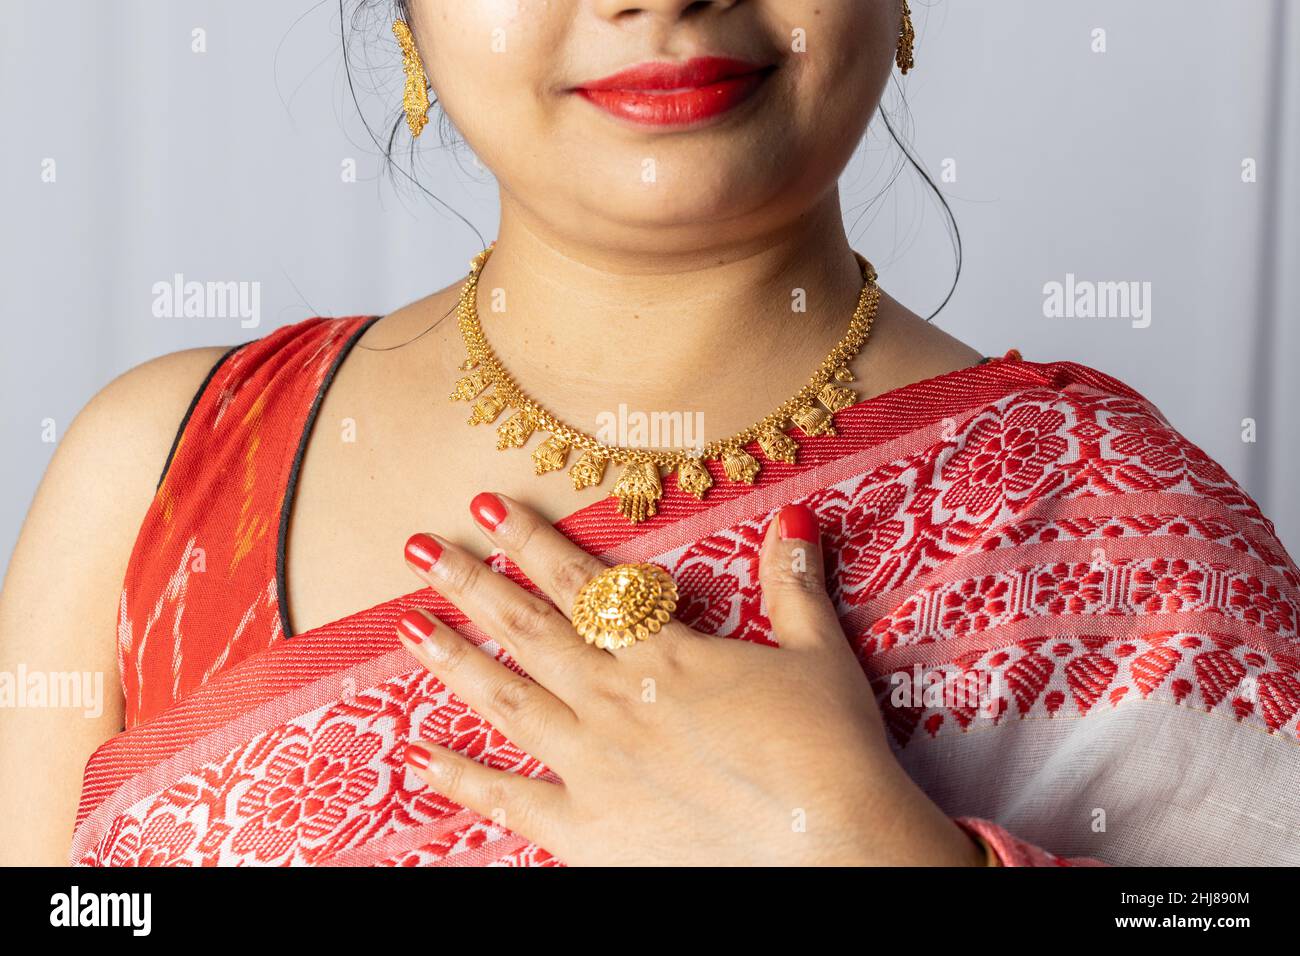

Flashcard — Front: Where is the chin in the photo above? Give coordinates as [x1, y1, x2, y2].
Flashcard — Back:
[569, 155, 797, 230]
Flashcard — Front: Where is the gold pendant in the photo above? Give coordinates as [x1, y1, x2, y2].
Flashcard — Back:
[721, 448, 761, 484]
[496, 410, 536, 450]
[818, 383, 858, 413]
[570, 450, 608, 490]
[468, 392, 507, 425]
[611, 460, 663, 524]
[533, 435, 569, 474]
[758, 427, 798, 464]
[450, 369, 490, 402]
[676, 455, 713, 499]
[792, 402, 836, 437]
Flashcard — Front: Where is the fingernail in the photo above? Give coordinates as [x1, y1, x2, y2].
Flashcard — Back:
[777, 504, 820, 544]
[470, 492, 508, 531]
[405, 533, 442, 572]
[405, 742, 434, 771]
[397, 609, 435, 645]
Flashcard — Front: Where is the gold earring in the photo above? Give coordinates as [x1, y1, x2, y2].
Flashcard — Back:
[896, 1, 916, 74]
[392, 19, 430, 137]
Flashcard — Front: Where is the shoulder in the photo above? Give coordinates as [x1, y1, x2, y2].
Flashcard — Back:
[8, 314, 374, 595]
[7, 344, 240, 605]
[0, 342, 247, 864]
[947, 357, 1216, 497]
[68, 315, 374, 457]
[860, 292, 986, 399]
[54, 345, 237, 504]
[939, 358, 1297, 574]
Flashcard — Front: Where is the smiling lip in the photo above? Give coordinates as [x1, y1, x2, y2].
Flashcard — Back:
[571, 56, 774, 127]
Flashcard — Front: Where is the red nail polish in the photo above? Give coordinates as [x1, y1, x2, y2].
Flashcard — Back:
[405, 533, 442, 572]
[405, 742, 433, 770]
[777, 504, 820, 543]
[470, 492, 508, 531]
[397, 609, 436, 645]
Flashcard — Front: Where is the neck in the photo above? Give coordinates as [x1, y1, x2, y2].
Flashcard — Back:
[471, 189, 869, 432]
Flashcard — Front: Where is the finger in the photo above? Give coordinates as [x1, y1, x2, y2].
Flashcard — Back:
[468, 491, 694, 657]
[397, 608, 578, 769]
[469, 491, 609, 615]
[405, 738, 567, 854]
[758, 503, 844, 651]
[404, 529, 611, 697]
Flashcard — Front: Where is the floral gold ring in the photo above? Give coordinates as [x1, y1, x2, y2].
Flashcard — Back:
[571, 563, 679, 650]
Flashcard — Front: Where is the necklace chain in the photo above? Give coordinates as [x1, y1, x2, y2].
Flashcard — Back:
[450, 242, 882, 522]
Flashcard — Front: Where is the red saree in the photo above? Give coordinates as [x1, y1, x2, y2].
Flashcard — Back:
[72, 316, 1300, 866]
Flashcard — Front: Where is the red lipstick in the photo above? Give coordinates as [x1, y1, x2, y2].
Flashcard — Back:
[572, 56, 773, 128]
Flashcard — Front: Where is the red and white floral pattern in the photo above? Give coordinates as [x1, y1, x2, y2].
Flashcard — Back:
[77, 323, 1300, 867]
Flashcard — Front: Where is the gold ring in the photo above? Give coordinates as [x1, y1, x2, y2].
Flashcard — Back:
[571, 563, 678, 650]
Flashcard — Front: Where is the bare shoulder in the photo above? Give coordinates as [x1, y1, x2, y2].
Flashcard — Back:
[8, 343, 236, 621]
[856, 290, 985, 399]
[357, 280, 462, 349]
[38, 346, 234, 518]
[0, 344, 232, 864]
[13, 344, 232, 566]
[3, 341, 235, 637]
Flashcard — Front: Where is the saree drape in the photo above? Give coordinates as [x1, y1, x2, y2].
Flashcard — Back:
[71, 317, 1300, 866]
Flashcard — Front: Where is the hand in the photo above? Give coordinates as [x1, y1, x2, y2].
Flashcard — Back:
[397, 492, 984, 866]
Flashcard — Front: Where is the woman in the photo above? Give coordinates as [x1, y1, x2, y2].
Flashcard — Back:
[1, 0, 1296, 867]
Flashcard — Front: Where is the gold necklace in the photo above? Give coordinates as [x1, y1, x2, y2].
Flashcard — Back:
[450, 243, 881, 524]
